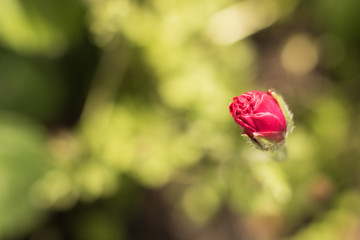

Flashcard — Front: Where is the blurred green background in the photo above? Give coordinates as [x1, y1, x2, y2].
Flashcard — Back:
[1, 0, 360, 239]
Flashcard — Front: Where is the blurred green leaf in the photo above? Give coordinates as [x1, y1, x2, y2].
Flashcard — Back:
[0, 0, 84, 56]
[0, 52, 65, 122]
[0, 113, 50, 238]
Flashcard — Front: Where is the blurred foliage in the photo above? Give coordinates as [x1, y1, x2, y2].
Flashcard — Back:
[0, 113, 49, 237]
[1, 0, 360, 239]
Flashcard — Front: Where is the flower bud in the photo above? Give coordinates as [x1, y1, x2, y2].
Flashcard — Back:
[229, 90, 294, 151]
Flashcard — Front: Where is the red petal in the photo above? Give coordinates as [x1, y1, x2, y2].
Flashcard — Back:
[254, 95, 286, 125]
[234, 117, 257, 133]
[250, 112, 286, 133]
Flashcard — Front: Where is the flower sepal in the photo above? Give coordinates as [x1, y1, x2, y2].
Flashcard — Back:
[241, 133, 285, 151]
[269, 90, 294, 136]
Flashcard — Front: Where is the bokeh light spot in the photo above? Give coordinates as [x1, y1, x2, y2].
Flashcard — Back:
[281, 34, 319, 76]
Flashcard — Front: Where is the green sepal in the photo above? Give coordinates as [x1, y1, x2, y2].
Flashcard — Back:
[269, 90, 294, 136]
[242, 133, 285, 151]
[253, 135, 285, 151]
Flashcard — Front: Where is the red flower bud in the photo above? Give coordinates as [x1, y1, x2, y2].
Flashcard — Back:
[229, 90, 293, 151]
